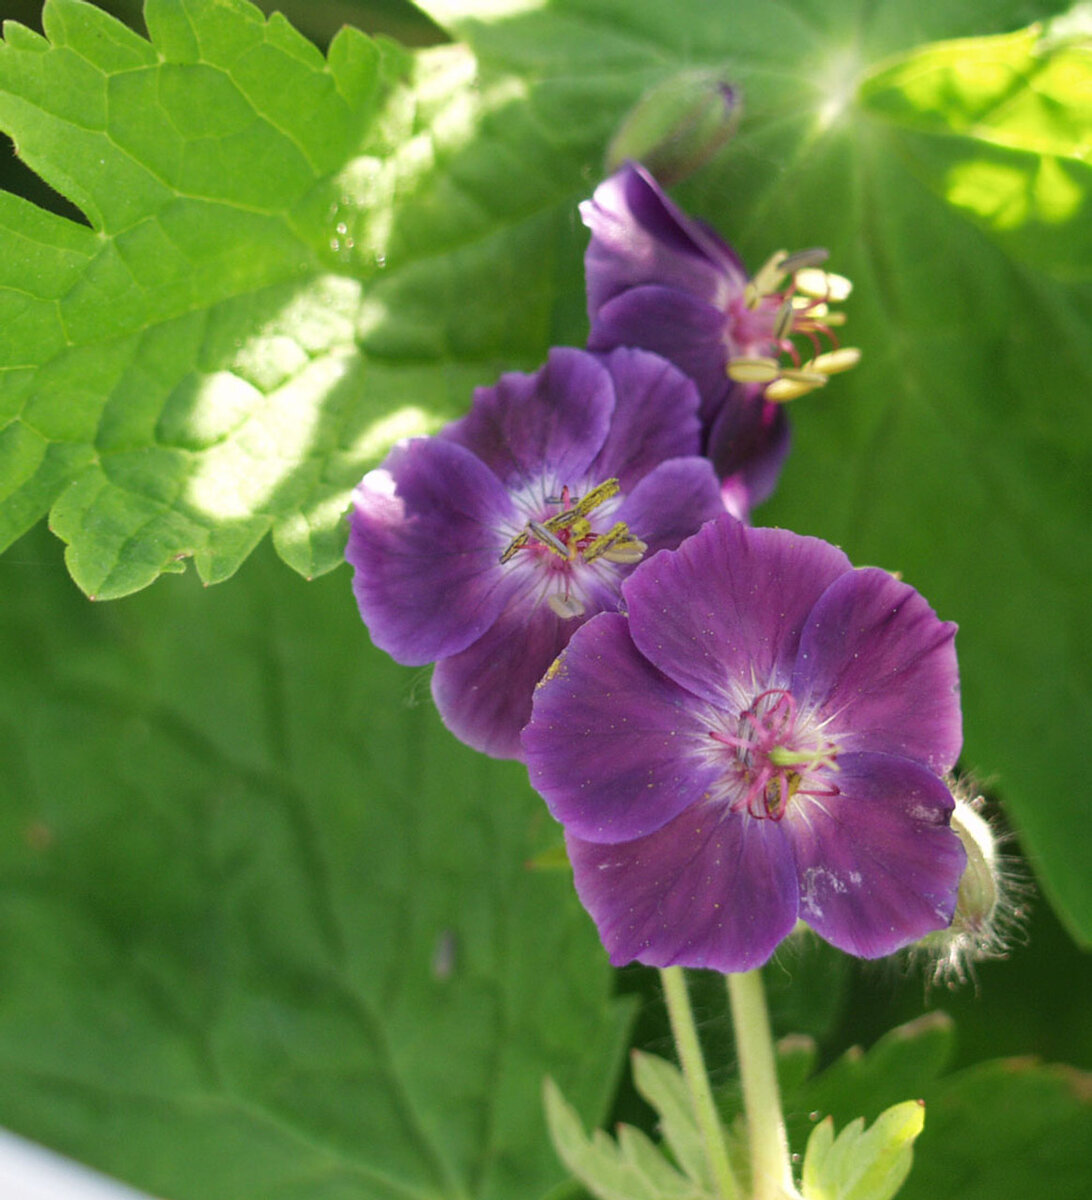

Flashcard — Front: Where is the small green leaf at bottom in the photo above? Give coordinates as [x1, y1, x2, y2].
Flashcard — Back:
[802, 1100, 925, 1200]
[544, 1074, 707, 1200]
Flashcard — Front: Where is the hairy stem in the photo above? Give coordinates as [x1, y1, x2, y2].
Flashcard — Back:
[726, 969, 798, 1200]
[660, 966, 740, 1200]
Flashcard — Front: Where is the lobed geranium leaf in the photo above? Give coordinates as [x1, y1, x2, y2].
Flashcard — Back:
[0, 0, 540, 598]
[544, 1073, 707, 1200]
[781, 1012, 1092, 1200]
[629, 1050, 729, 1194]
[0, 525, 633, 1199]
[801, 1102, 924, 1200]
[898, 1058, 1092, 1200]
[544, 1070, 710, 1200]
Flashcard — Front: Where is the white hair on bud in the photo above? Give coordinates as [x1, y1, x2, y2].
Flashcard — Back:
[907, 780, 1032, 990]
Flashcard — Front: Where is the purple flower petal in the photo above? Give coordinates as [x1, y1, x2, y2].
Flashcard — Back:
[347, 438, 518, 666]
[587, 285, 730, 424]
[706, 382, 791, 509]
[623, 516, 853, 708]
[588, 347, 704, 489]
[567, 803, 798, 972]
[793, 568, 962, 773]
[615, 457, 725, 558]
[523, 613, 721, 842]
[582, 162, 744, 315]
[788, 752, 965, 958]
[440, 347, 613, 491]
[431, 598, 573, 760]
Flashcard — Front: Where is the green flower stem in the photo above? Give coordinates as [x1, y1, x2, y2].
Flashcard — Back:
[659, 966, 740, 1200]
[726, 969, 799, 1200]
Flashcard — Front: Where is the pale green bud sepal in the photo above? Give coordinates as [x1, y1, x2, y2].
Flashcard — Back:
[801, 1100, 925, 1200]
[606, 70, 742, 187]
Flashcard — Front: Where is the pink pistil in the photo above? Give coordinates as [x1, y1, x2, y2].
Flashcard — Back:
[709, 689, 839, 821]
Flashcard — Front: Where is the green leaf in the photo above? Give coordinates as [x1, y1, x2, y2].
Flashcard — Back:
[406, 0, 1092, 944]
[900, 1059, 1092, 1200]
[631, 1051, 717, 1192]
[544, 1076, 703, 1200]
[858, 22, 1092, 277]
[801, 1102, 924, 1200]
[787, 1013, 957, 1140]
[0, 526, 632, 1199]
[0, 0, 477, 597]
[781, 1013, 1092, 1200]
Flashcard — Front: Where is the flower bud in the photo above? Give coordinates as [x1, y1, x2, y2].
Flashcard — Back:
[605, 70, 742, 186]
[911, 787, 1030, 987]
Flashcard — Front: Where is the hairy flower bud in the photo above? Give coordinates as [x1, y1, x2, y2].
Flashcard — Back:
[605, 70, 742, 186]
[911, 787, 1030, 987]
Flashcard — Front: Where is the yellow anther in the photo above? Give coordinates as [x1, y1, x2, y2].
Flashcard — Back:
[794, 268, 853, 302]
[765, 375, 824, 403]
[727, 356, 782, 383]
[747, 249, 789, 305]
[781, 367, 829, 385]
[583, 522, 648, 564]
[810, 347, 861, 375]
[547, 593, 586, 619]
[573, 477, 621, 516]
[602, 537, 648, 565]
[499, 530, 529, 563]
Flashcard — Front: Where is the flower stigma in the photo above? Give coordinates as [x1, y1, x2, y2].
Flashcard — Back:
[710, 689, 839, 820]
[499, 477, 648, 619]
[727, 247, 860, 403]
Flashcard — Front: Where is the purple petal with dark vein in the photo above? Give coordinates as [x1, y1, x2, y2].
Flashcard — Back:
[567, 804, 798, 972]
[441, 347, 613, 491]
[615, 457, 725, 558]
[588, 348, 704, 490]
[347, 438, 517, 666]
[523, 613, 720, 842]
[788, 752, 965, 958]
[793, 567, 962, 773]
[582, 163, 744, 314]
[587, 286, 730, 423]
[431, 595, 577, 760]
[706, 382, 791, 507]
[624, 517, 853, 708]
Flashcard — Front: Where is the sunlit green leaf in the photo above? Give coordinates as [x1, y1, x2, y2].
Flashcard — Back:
[801, 1102, 924, 1200]
[859, 21, 1092, 275]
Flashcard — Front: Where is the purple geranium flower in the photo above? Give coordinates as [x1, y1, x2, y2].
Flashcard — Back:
[581, 163, 858, 516]
[523, 515, 966, 972]
[347, 346, 725, 760]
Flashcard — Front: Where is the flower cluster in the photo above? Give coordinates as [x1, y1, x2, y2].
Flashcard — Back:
[347, 158, 974, 972]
